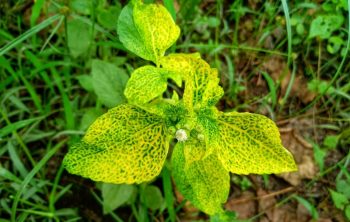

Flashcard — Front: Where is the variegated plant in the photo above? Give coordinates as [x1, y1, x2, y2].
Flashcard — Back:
[63, 0, 297, 215]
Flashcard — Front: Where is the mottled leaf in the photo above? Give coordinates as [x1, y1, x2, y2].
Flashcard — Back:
[172, 143, 230, 215]
[124, 65, 181, 105]
[133, 3, 180, 65]
[91, 60, 129, 108]
[63, 104, 168, 184]
[216, 112, 297, 174]
[160, 54, 223, 112]
[118, 3, 180, 65]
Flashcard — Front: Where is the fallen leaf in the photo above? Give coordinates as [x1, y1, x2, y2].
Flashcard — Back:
[225, 191, 257, 219]
[262, 56, 316, 104]
[277, 118, 318, 186]
[257, 189, 298, 222]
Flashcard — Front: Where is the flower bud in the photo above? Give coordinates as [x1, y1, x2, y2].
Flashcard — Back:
[176, 129, 188, 142]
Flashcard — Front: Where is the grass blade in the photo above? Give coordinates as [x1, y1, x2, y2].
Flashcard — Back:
[11, 140, 66, 222]
[162, 167, 176, 222]
[261, 71, 277, 108]
[0, 14, 62, 56]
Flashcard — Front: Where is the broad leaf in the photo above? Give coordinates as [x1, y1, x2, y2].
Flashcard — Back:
[118, 3, 180, 65]
[91, 60, 129, 108]
[67, 19, 92, 58]
[124, 65, 181, 105]
[102, 183, 135, 214]
[133, 3, 180, 65]
[63, 104, 168, 184]
[329, 189, 348, 209]
[161, 54, 223, 111]
[309, 15, 344, 39]
[216, 112, 297, 174]
[97, 5, 122, 30]
[118, 4, 151, 61]
[172, 143, 230, 215]
[141, 185, 164, 210]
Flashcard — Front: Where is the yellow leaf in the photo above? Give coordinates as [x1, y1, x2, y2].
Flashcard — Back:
[133, 3, 180, 65]
[217, 112, 297, 174]
[160, 54, 223, 112]
[63, 104, 168, 184]
[172, 143, 230, 215]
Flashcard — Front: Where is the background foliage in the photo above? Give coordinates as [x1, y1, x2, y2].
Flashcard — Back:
[0, 0, 349, 221]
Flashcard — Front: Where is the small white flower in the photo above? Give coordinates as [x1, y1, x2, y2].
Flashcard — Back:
[175, 129, 188, 142]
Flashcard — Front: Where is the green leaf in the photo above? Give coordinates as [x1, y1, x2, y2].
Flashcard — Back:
[210, 211, 237, 222]
[91, 59, 129, 108]
[118, 3, 180, 65]
[323, 135, 339, 149]
[336, 179, 350, 198]
[329, 189, 349, 210]
[327, 36, 344, 54]
[171, 143, 230, 215]
[67, 19, 92, 58]
[345, 205, 350, 220]
[102, 183, 135, 214]
[70, 0, 93, 15]
[97, 6, 122, 30]
[293, 196, 319, 220]
[63, 104, 168, 184]
[309, 15, 344, 39]
[312, 143, 326, 172]
[141, 185, 164, 210]
[216, 112, 297, 174]
[76, 75, 94, 92]
[124, 65, 180, 105]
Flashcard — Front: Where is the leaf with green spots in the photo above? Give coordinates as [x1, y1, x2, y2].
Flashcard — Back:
[171, 143, 230, 215]
[160, 54, 223, 111]
[124, 65, 181, 105]
[63, 104, 168, 184]
[91, 60, 129, 108]
[193, 107, 220, 158]
[183, 140, 207, 167]
[216, 112, 297, 174]
[118, 3, 180, 65]
[118, 4, 150, 60]
[133, 3, 180, 65]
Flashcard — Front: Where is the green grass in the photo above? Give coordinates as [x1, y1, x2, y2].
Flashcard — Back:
[1, 0, 350, 221]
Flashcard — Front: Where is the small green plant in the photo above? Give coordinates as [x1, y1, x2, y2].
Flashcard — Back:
[63, 0, 297, 216]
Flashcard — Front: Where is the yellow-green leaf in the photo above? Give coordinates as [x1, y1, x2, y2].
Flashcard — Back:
[63, 104, 168, 184]
[217, 112, 297, 174]
[172, 143, 230, 215]
[160, 54, 223, 112]
[118, 2, 180, 64]
[124, 65, 181, 105]
[117, 4, 151, 61]
[133, 3, 180, 65]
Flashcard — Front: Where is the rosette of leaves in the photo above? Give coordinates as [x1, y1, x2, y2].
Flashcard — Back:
[63, 0, 297, 216]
